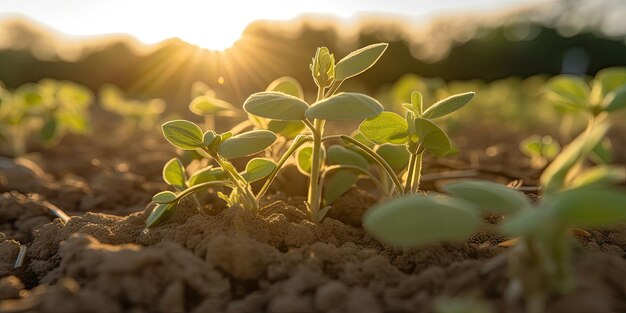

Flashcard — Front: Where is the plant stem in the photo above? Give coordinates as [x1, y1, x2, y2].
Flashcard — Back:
[173, 180, 233, 202]
[322, 164, 390, 198]
[410, 152, 423, 193]
[323, 135, 404, 195]
[256, 136, 312, 201]
[203, 148, 258, 213]
[405, 152, 417, 193]
[307, 118, 325, 220]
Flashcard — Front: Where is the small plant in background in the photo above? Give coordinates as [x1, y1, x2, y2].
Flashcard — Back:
[188, 81, 242, 131]
[519, 135, 560, 169]
[364, 119, 626, 313]
[100, 84, 165, 131]
[0, 79, 93, 156]
[145, 119, 278, 228]
[358, 90, 474, 194]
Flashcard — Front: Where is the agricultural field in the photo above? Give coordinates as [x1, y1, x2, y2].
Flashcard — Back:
[0, 1, 625, 313]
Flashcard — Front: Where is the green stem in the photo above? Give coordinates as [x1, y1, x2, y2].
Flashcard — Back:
[173, 180, 233, 202]
[410, 152, 423, 193]
[323, 80, 343, 98]
[322, 135, 404, 195]
[204, 148, 258, 213]
[405, 152, 417, 193]
[256, 135, 312, 201]
[307, 119, 325, 220]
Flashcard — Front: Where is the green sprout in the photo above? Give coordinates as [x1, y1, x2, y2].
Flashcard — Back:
[145, 119, 278, 228]
[519, 135, 560, 169]
[100, 84, 165, 131]
[188, 81, 242, 131]
[0, 79, 93, 156]
[363, 119, 626, 313]
[243, 43, 389, 223]
[358, 90, 474, 194]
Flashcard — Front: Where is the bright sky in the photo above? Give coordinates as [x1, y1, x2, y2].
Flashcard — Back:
[0, 0, 547, 50]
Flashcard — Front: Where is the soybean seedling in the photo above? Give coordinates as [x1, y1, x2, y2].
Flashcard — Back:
[358, 90, 474, 194]
[519, 135, 560, 169]
[100, 84, 165, 131]
[188, 81, 242, 131]
[364, 120, 626, 313]
[0, 79, 93, 156]
[145, 119, 277, 228]
[244, 43, 389, 223]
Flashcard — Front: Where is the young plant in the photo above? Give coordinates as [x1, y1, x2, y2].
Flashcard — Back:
[188, 81, 242, 131]
[358, 90, 474, 194]
[243, 43, 389, 222]
[145, 120, 277, 228]
[100, 84, 165, 131]
[363, 120, 626, 313]
[0, 79, 93, 156]
[519, 135, 560, 169]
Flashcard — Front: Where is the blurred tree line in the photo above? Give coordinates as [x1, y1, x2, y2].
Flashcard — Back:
[0, 14, 625, 111]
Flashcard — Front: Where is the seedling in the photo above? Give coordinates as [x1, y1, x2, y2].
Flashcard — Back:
[145, 119, 277, 228]
[358, 90, 474, 194]
[244, 43, 389, 222]
[364, 120, 626, 313]
[100, 84, 165, 131]
[519, 135, 560, 169]
[0, 79, 93, 156]
[188, 81, 242, 131]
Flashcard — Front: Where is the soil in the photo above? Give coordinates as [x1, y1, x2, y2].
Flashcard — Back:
[1, 120, 625, 313]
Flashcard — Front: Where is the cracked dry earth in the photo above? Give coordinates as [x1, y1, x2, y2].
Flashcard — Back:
[1, 131, 626, 313]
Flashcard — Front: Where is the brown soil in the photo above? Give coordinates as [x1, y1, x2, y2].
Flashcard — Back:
[1, 125, 626, 313]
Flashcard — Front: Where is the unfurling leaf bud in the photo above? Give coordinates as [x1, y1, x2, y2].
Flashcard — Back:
[310, 47, 335, 89]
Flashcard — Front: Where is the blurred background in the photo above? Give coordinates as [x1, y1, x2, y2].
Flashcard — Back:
[1, 0, 625, 106]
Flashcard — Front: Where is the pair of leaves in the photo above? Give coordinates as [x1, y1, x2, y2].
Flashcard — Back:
[359, 112, 455, 157]
[162, 120, 277, 159]
[244, 92, 383, 122]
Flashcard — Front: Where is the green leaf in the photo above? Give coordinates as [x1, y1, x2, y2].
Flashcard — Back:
[363, 195, 482, 247]
[266, 120, 305, 139]
[545, 75, 589, 106]
[335, 43, 388, 81]
[218, 130, 277, 159]
[499, 209, 553, 237]
[443, 181, 531, 215]
[541, 122, 609, 192]
[296, 145, 313, 175]
[203, 131, 217, 146]
[323, 170, 359, 205]
[422, 92, 474, 119]
[187, 167, 227, 186]
[145, 202, 178, 228]
[162, 120, 205, 150]
[375, 144, 410, 173]
[545, 187, 626, 228]
[359, 111, 408, 145]
[411, 91, 423, 115]
[326, 145, 369, 170]
[602, 85, 626, 112]
[594, 67, 626, 97]
[162, 158, 187, 190]
[413, 118, 455, 157]
[590, 138, 613, 164]
[306, 92, 383, 121]
[190, 81, 214, 98]
[569, 166, 626, 189]
[243, 91, 309, 121]
[266, 76, 304, 99]
[241, 158, 276, 183]
[189, 95, 238, 116]
[152, 191, 178, 204]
